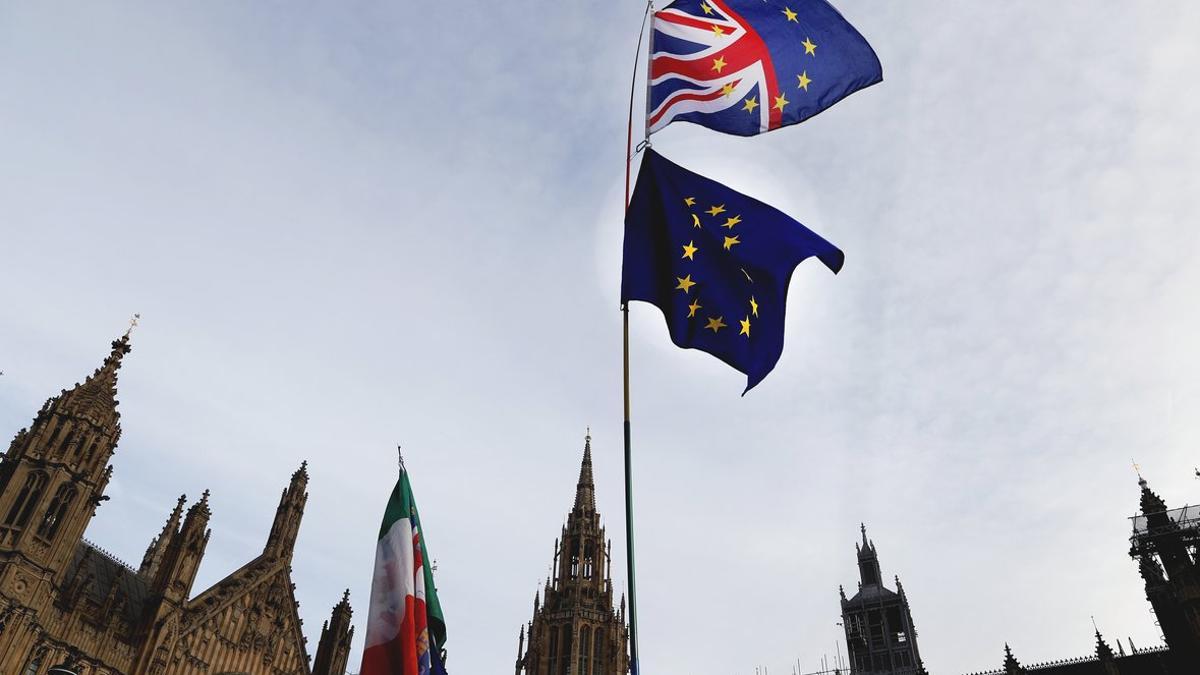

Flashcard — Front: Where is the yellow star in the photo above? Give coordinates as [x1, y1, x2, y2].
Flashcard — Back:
[706, 204, 726, 216]
[711, 56, 727, 73]
[797, 71, 811, 91]
[684, 196, 696, 207]
[721, 82, 736, 97]
[687, 298, 702, 318]
[773, 93, 789, 111]
[782, 7, 798, 22]
[681, 240, 698, 260]
[711, 24, 726, 37]
[692, 213, 702, 229]
[700, 2, 714, 14]
[675, 274, 696, 293]
[704, 316, 727, 333]
[739, 316, 751, 337]
[802, 37, 817, 55]
[722, 214, 741, 229]
[742, 96, 759, 113]
[723, 235, 741, 250]
[749, 296, 759, 317]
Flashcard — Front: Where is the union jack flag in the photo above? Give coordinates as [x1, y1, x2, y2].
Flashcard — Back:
[649, 0, 882, 136]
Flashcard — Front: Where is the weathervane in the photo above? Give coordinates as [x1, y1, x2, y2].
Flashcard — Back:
[1132, 459, 1142, 480]
[124, 313, 141, 339]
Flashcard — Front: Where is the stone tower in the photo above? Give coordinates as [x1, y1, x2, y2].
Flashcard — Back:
[515, 433, 629, 675]
[840, 525, 926, 674]
[0, 334, 131, 659]
[1128, 474, 1200, 672]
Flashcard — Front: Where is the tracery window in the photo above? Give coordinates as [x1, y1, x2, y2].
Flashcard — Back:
[579, 626, 592, 675]
[36, 483, 76, 540]
[5, 472, 48, 528]
[593, 630, 605, 674]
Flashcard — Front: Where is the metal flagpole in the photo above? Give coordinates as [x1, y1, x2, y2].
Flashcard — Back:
[622, 3, 653, 674]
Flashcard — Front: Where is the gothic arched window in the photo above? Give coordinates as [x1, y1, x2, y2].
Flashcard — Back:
[593, 630, 605, 674]
[5, 472, 48, 529]
[583, 543, 594, 579]
[559, 625, 573, 675]
[579, 626, 591, 675]
[58, 426, 76, 456]
[44, 417, 62, 449]
[36, 484, 76, 541]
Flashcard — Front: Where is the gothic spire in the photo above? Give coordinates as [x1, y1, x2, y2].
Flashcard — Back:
[573, 430, 595, 512]
[856, 523, 881, 586]
[1003, 643, 1024, 675]
[139, 494, 187, 577]
[57, 332, 133, 426]
[1138, 475, 1168, 515]
[1094, 628, 1116, 662]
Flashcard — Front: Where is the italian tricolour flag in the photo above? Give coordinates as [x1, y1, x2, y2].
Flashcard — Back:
[361, 459, 448, 675]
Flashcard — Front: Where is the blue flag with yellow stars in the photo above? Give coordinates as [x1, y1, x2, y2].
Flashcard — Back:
[621, 149, 843, 393]
[649, 0, 882, 136]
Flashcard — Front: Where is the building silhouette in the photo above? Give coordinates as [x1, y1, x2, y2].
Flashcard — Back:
[848, 470, 1199, 675]
[840, 526, 927, 675]
[515, 434, 629, 675]
[0, 333, 353, 675]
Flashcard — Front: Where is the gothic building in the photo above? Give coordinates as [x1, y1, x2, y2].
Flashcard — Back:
[0, 333, 354, 675]
[958, 472, 1198, 675]
[839, 526, 927, 675]
[514, 434, 629, 675]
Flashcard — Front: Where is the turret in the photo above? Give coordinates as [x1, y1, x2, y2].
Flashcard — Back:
[0, 332, 131, 572]
[139, 494, 186, 578]
[856, 524, 881, 587]
[312, 589, 355, 675]
[841, 526, 923, 673]
[152, 490, 211, 605]
[264, 461, 309, 561]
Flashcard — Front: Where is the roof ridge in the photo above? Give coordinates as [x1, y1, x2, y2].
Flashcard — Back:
[82, 537, 136, 573]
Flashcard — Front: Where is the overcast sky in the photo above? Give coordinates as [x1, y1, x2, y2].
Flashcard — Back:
[3, 2, 1200, 673]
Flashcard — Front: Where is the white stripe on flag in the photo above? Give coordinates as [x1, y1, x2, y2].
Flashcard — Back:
[364, 516, 416, 649]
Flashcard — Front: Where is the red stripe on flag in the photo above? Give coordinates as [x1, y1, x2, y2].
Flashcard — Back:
[361, 596, 420, 675]
[648, 83, 740, 128]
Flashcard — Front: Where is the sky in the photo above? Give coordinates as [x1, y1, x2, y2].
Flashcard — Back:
[2, 1, 1200, 673]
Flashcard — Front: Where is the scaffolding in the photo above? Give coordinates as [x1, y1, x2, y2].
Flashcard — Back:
[1129, 504, 1200, 557]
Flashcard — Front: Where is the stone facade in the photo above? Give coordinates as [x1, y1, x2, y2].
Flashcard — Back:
[515, 434, 629, 675]
[0, 334, 354, 675]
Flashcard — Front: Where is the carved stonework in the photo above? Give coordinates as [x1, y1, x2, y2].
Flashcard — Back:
[516, 434, 630, 675]
[0, 333, 355, 675]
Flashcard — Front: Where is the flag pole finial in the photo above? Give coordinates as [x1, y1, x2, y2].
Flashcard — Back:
[397, 446, 406, 470]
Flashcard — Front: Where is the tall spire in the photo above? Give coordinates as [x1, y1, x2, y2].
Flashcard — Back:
[574, 430, 595, 512]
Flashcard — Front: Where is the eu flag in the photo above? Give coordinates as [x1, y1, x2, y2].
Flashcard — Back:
[621, 149, 844, 392]
[649, 0, 882, 136]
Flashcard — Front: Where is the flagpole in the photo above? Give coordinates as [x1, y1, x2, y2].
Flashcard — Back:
[623, 4, 652, 674]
